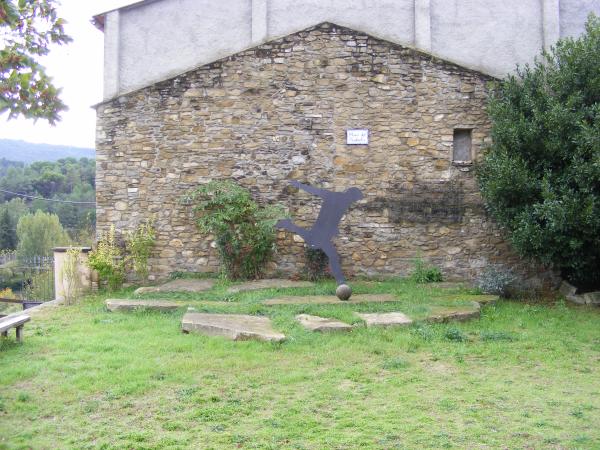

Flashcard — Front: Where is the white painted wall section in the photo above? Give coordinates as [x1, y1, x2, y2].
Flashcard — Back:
[543, 0, 560, 51]
[98, 0, 600, 100]
[430, 0, 543, 77]
[266, 0, 415, 48]
[117, 0, 252, 95]
[103, 11, 120, 100]
[414, 0, 431, 51]
[560, 0, 600, 38]
[252, 0, 268, 43]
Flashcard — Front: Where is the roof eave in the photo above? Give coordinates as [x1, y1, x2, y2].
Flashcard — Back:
[92, 0, 169, 32]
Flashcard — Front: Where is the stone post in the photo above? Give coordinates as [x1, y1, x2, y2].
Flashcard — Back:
[53, 247, 93, 302]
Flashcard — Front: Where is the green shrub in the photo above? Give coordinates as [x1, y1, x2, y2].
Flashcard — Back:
[182, 181, 282, 280]
[125, 219, 156, 281]
[88, 225, 125, 291]
[477, 14, 600, 289]
[410, 257, 443, 283]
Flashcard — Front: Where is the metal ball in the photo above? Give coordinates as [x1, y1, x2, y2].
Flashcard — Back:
[336, 284, 352, 301]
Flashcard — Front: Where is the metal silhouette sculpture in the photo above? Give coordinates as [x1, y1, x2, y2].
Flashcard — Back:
[276, 181, 363, 299]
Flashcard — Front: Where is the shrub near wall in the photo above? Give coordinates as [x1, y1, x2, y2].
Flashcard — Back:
[183, 181, 281, 280]
[478, 15, 600, 289]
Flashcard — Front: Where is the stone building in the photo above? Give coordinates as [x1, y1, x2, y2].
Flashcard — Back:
[93, 0, 600, 284]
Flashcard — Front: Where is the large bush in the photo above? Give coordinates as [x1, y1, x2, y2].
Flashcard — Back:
[477, 14, 600, 289]
[183, 181, 281, 280]
[16, 210, 70, 258]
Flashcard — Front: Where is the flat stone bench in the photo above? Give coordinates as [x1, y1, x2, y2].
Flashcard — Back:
[0, 315, 31, 342]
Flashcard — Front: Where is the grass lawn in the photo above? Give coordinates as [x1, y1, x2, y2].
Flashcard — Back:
[1, 278, 600, 449]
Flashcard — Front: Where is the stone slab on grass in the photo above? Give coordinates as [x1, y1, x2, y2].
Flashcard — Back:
[436, 294, 499, 306]
[425, 303, 481, 323]
[227, 279, 314, 294]
[295, 314, 353, 332]
[134, 278, 215, 295]
[181, 313, 285, 342]
[356, 312, 413, 327]
[264, 294, 397, 306]
[106, 299, 185, 312]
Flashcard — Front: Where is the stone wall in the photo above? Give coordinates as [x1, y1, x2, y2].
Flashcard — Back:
[95, 23, 557, 287]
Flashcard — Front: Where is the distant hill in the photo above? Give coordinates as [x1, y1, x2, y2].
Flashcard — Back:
[0, 139, 95, 163]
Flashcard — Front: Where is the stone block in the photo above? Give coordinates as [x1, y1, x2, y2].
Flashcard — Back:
[355, 312, 413, 327]
[425, 303, 480, 323]
[106, 299, 184, 312]
[134, 278, 215, 295]
[295, 314, 353, 332]
[181, 313, 285, 342]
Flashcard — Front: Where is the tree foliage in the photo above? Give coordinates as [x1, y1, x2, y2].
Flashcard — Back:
[0, 0, 71, 123]
[0, 157, 95, 239]
[16, 209, 69, 258]
[0, 208, 16, 249]
[477, 14, 600, 289]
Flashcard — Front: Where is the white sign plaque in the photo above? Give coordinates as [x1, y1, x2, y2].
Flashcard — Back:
[346, 129, 369, 145]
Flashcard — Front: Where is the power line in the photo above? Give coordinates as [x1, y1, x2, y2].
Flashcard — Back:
[0, 188, 96, 206]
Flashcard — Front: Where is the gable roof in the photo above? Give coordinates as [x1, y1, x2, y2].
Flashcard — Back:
[95, 21, 498, 107]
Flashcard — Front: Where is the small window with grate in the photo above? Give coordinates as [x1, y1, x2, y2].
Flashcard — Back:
[452, 129, 472, 164]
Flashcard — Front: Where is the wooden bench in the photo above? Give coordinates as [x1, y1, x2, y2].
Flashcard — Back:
[0, 315, 31, 343]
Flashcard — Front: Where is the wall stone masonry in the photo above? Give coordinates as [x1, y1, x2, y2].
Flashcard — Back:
[95, 23, 558, 287]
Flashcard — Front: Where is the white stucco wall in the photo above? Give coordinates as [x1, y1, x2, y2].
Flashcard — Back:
[266, 0, 415, 48]
[115, 0, 252, 96]
[99, 0, 600, 100]
[430, 0, 544, 76]
[560, 0, 600, 38]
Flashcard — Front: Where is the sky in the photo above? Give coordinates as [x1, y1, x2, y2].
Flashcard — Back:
[0, 0, 137, 149]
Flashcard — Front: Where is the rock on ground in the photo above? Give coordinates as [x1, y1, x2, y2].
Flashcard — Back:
[106, 299, 184, 312]
[425, 303, 481, 323]
[181, 312, 285, 342]
[295, 314, 353, 332]
[356, 312, 413, 327]
[134, 278, 215, 295]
